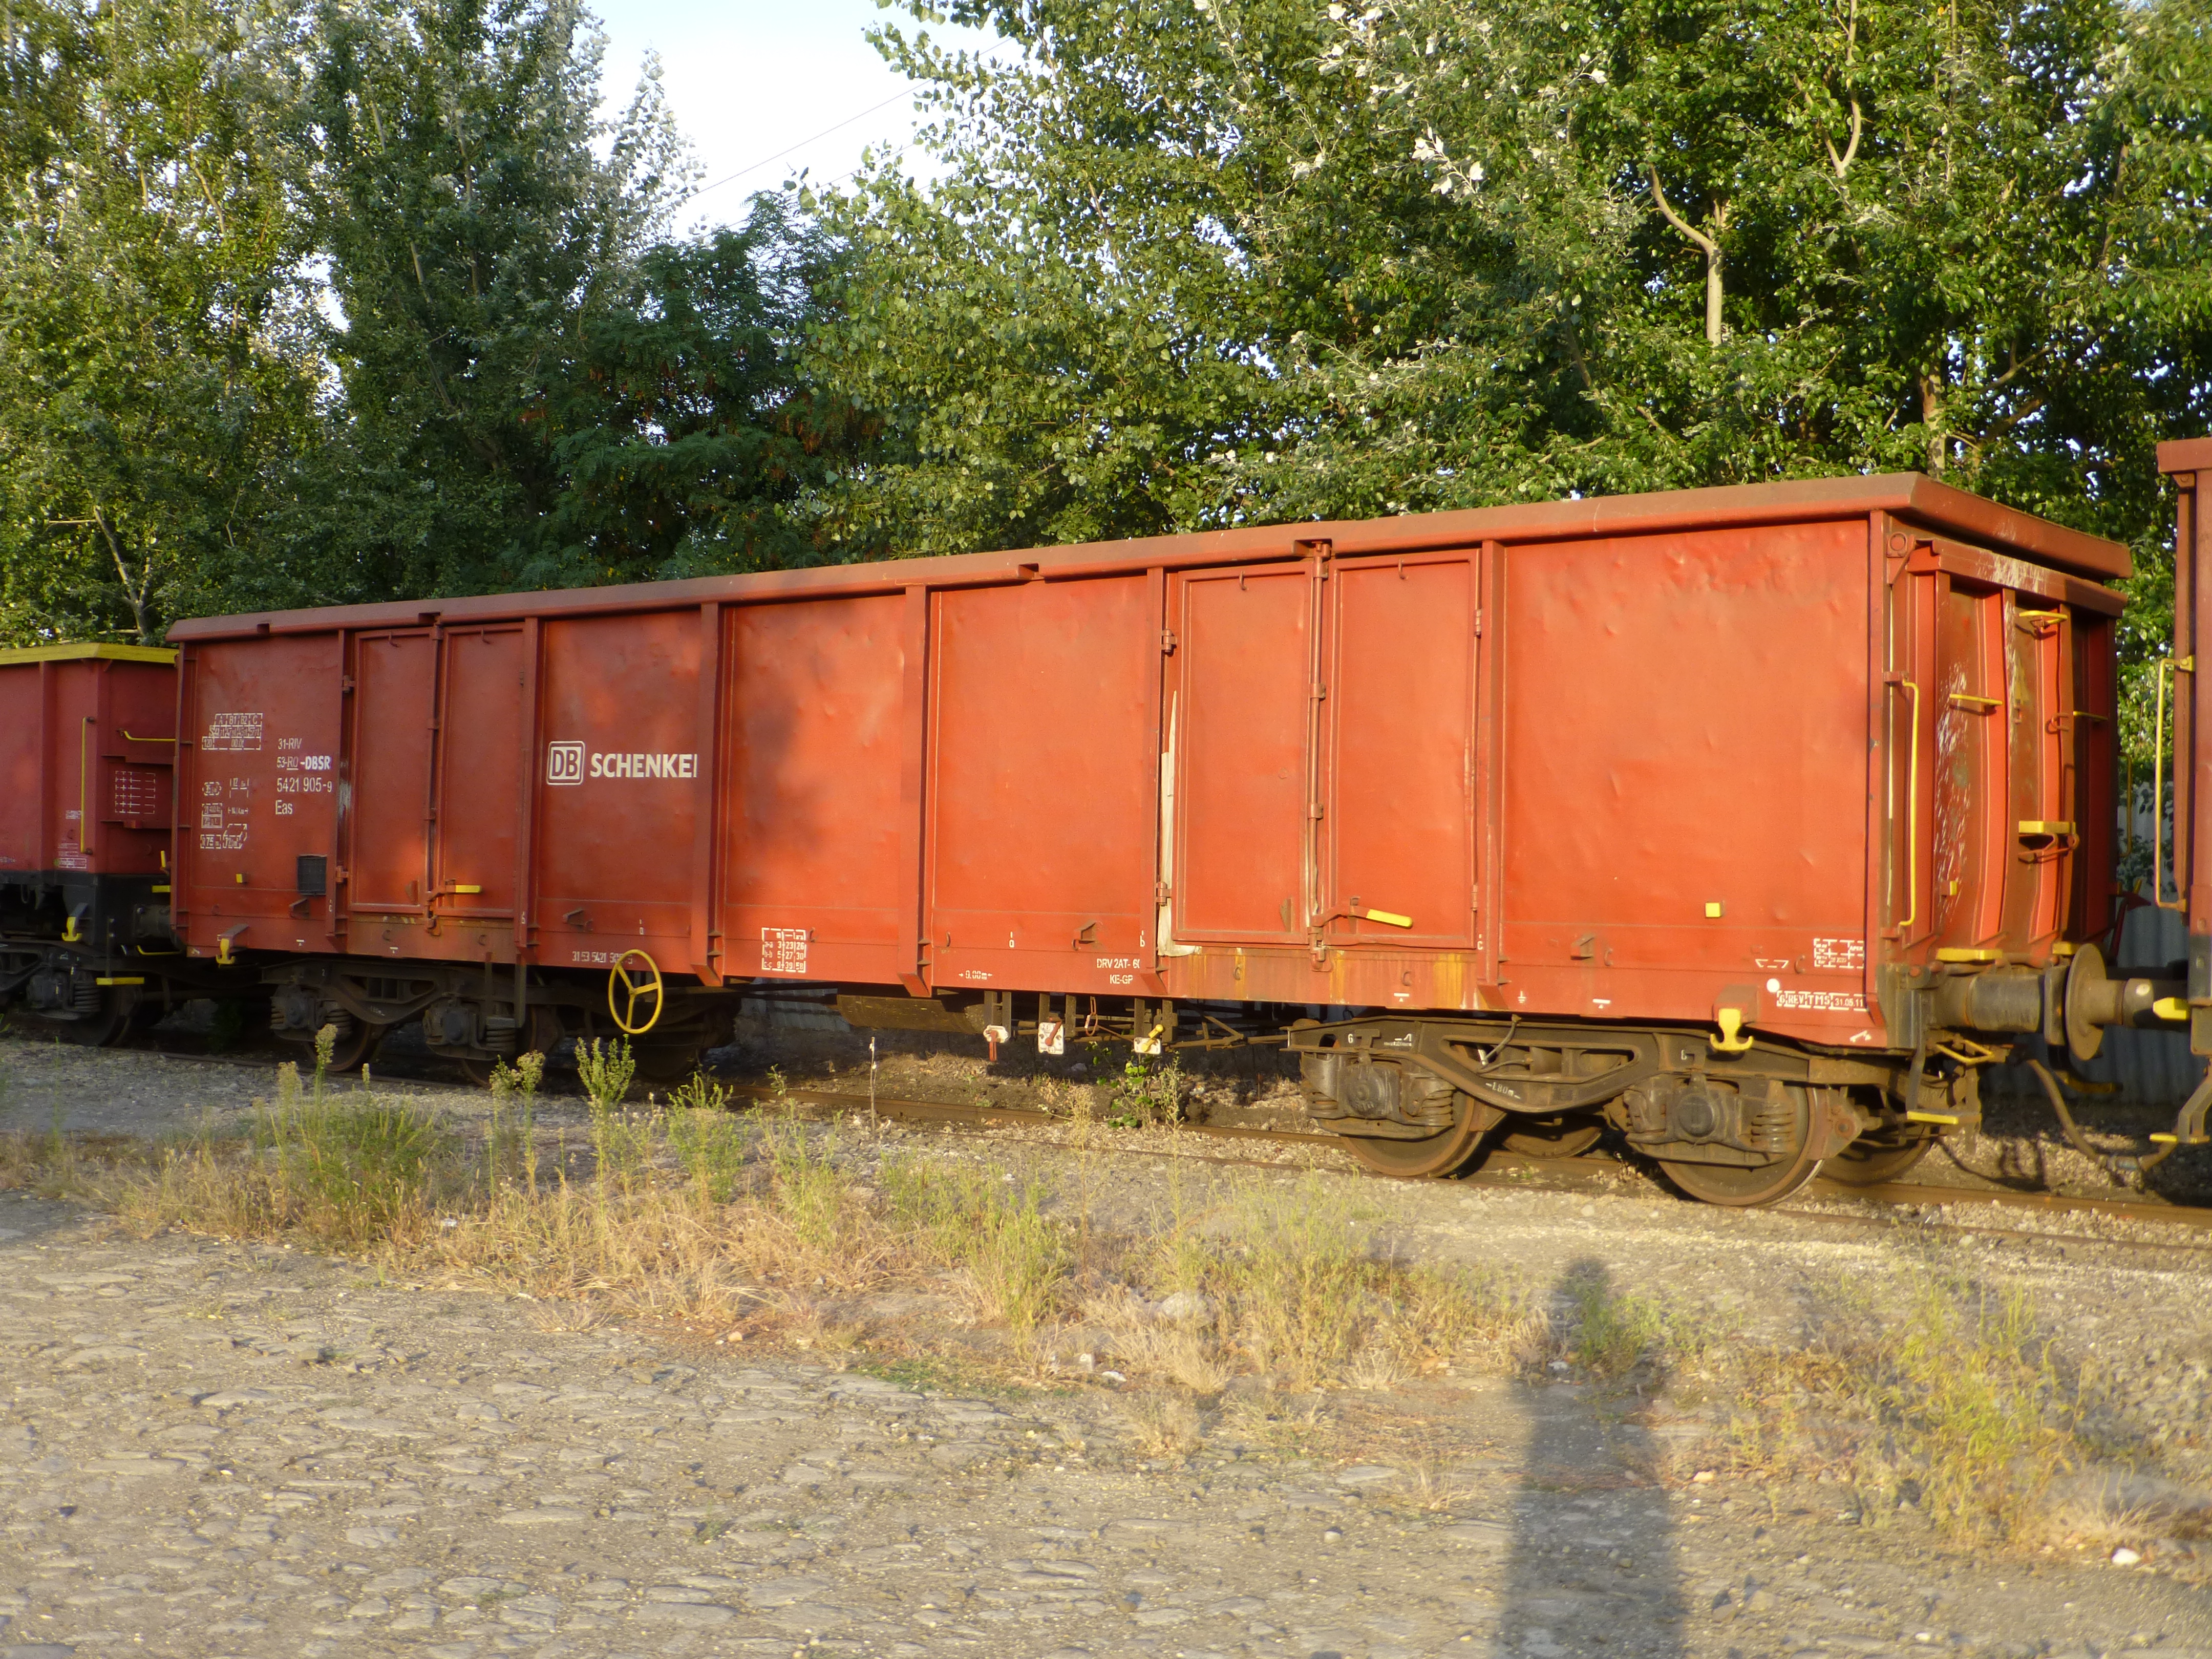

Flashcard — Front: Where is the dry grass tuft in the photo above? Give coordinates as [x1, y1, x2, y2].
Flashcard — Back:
[1719, 1267, 2085, 1542]
[1121, 1390, 1206, 1458]
[1217, 1389, 1339, 1459]
[1398, 1455, 1482, 1514]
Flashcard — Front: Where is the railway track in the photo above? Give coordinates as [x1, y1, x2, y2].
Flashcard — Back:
[707, 1078, 2212, 1250]
[26, 1036, 2212, 1257]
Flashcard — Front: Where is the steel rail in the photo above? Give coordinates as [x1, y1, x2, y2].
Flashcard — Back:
[708, 1079, 2212, 1243]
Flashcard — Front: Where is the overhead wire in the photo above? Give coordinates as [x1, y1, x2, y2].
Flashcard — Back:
[684, 41, 1022, 205]
[687, 90, 913, 202]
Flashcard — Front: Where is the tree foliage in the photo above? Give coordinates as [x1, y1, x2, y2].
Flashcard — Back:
[0, 0, 321, 643]
[282, 0, 687, 604]
[814, 0, 2212, 745]
[0, 0, 860, 643]
[274, 0, 869, 605]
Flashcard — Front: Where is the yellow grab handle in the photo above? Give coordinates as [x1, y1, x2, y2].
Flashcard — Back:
[2155, 656, 2194, 911]
[1890, 677, 1921, 936]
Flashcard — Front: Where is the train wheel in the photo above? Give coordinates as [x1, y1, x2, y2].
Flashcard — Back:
[27, 987, 146, 1048]
[320, 1020, 384, 1075]
[1823, 1132, 1934, 1186]
[1497, 1115, 1605, 1159]
[1653, 1084, 1825, 1205]
[1657, 1146, 1822, 1206]
[631, 1041, 706, 1088]
[1341, 1099, 1488, 1180]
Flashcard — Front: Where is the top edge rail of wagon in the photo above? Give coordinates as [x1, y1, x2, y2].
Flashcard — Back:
[164, 471, 2130, 643]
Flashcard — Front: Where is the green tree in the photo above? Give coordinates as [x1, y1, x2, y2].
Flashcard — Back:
[530, 196, 875, 586]
[283, 0, 692, 603]
[0, 0, 321, 645]
[265, 0, 860, 604]
[810, 0, 1419, 558]
[814, 0, 2211, 691]
[1340, 0, 2211, 758]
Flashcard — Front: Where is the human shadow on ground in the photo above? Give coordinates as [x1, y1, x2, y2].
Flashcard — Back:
[1499, 1257, 1688, 1658]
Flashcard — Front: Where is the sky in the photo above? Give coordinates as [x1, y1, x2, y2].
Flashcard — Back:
[593, 0, 1008, 232]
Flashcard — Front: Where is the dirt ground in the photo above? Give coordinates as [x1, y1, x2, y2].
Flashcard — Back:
[4, 1017, 2212, 1659]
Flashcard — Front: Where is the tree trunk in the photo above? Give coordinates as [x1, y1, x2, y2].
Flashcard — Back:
[1648, 167, 1727, 346]
[1704, 241, 1725, 347]
[1918, 373, 1946, 477]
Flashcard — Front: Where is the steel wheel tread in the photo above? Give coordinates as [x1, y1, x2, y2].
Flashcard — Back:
[1341, 1098, 1488, 1180]
[1498, 1116, 1605, 1159]
[1823, 1134, 1935, 1186]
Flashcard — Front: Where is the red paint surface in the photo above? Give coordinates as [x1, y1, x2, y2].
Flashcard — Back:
[0, 652, 176, 878]
[163, 476, 2129, 1049]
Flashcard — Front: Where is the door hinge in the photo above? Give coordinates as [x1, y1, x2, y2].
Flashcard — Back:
[1160, 629, 1177, 654]
[1474, 608, 1482, 637]
[1154, 881, 1171, 905]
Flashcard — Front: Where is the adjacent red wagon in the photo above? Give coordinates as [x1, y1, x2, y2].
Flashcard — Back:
[150, 469, 2184, 1201]
[0, 643, 195, 1041]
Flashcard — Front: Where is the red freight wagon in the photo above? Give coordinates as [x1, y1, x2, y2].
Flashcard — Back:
[0, 643, 198, 1041]
[164, 471, 2184, 1203]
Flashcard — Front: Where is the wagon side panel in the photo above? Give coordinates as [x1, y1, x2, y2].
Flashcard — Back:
[179, 636, 344, 960]
[1497, 520, 1875, 1040]
[719, 592, 910, 987]
[533, 610, 703, 980]
[0, 661, 55, 875]
[925, 576, 1161, 995]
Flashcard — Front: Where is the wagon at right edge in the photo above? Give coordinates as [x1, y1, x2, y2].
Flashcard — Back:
[1271, 473, 2138, 1201]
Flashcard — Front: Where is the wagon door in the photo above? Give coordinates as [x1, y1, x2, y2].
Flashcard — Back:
[348, 631, 436, 913]
[1322, 553, 1478, 949]
[1166, 545, 1479, 955]
[1166, 559, 1319, 945]
[432, 627, 527, 922]
[1894, 539, 2115, 963]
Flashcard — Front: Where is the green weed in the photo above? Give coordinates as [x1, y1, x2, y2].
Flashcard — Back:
[576, 1037, 636, 1114]
[1105, 1056, 1184, 1127]
[485, 1051, 545, 1194]
[882, 1156, 1072, 1342]
[665, 1073, 748, 1204]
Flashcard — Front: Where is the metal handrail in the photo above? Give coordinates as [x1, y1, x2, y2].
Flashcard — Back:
[2154, 655, 2194, 911]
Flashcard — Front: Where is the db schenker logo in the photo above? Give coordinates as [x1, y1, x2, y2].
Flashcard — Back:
[545, 741, 586, 785]
[545, 741, 700, 785]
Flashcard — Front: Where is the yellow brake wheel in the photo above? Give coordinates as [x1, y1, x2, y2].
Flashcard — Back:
[608, 949, 664, 1035]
